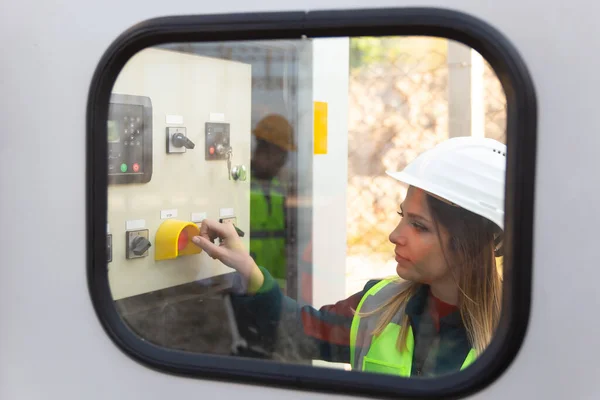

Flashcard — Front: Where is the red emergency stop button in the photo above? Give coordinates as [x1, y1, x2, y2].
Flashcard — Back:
[177, 230, 188, 251]
[132, 163, 140, 172]
[209, 146, 215, 155]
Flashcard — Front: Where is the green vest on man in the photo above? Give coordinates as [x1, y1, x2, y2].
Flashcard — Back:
[249, 114, 296, 289]
[249, 177, 287, 283]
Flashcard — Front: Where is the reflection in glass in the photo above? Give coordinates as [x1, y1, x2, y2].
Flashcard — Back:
[105, 36, 507, 379]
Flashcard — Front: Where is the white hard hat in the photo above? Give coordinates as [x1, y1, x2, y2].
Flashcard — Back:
[386, 136, 506, 230]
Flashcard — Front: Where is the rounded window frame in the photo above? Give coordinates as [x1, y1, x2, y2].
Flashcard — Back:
[87, 7, 537, 399]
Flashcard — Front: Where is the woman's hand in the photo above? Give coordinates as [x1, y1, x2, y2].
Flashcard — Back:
[191, 219, 264, 292]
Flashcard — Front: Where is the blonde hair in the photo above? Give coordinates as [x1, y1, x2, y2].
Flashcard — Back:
[361, 193, 503, 356]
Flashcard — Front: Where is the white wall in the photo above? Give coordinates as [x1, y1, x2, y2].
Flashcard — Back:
[311, 38, 350, 309]
[448, 40, 485, 138]
[3, 1, 600, 399]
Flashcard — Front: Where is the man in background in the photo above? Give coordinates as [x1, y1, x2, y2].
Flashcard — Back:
[249, 114, 295, 293]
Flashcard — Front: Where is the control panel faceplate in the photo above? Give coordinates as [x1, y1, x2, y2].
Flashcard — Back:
[108, 94, 153, 184]
[205, 122, 230, 160]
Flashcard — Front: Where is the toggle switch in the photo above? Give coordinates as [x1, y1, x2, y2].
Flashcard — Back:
[172, 132, 195, 149]
[131, 236, 151, 256]
[126, 229, 151, 259]
[219, 217, 245, 237]
[166, 127, 194, 153]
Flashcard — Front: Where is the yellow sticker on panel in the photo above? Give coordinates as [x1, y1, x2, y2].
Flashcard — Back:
[314, 101, 328, 154]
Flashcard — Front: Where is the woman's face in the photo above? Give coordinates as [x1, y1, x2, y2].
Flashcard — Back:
[388, 186, 452, 285]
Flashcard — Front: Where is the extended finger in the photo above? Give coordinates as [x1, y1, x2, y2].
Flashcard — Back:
[191, 236, 224, 260]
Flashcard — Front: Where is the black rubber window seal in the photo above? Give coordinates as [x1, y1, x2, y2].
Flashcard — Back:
[86, 7, 536, 400]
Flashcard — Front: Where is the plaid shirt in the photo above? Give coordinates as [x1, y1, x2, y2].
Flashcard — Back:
[230, 266, 471, 375]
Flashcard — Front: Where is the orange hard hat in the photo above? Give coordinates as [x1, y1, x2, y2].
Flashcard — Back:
[252, 114, 296, 151]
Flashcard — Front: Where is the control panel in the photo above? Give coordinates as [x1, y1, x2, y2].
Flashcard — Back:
[108, 94, 153, 184]
[107, 47, 251, 301]
[205, 122, 231, 160]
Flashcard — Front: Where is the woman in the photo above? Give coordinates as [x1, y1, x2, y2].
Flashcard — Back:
[192, 136, 505, 378]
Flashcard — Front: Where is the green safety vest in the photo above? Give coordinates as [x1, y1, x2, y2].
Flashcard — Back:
[350, 280, 476, 376]
[249, 177, 286, 281]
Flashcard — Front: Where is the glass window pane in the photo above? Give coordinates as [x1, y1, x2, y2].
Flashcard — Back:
[106, 36, 507, 379]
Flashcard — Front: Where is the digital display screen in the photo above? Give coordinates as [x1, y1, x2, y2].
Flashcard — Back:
[107, 120, 119, 143]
